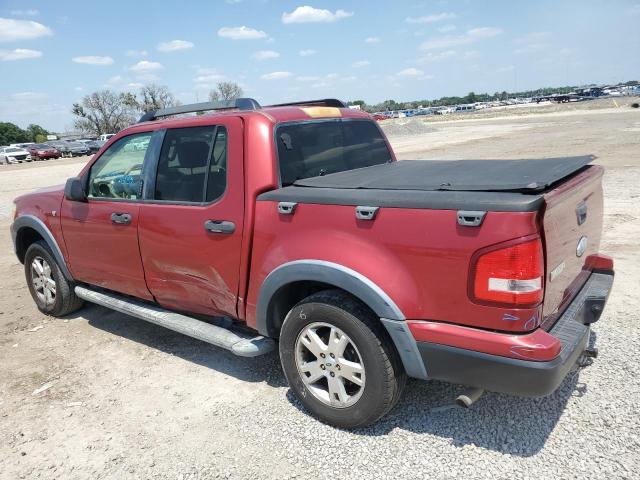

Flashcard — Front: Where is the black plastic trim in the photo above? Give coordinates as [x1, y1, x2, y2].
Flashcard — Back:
[258, 187, 544, 212]
[256, 260, 405, 337]
[416, 272, 613, 396]
[11, 215, 74, 281]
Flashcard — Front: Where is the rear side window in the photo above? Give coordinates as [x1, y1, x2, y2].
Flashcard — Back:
[276, 119, 392, 186]
[155, 126, 227, 203]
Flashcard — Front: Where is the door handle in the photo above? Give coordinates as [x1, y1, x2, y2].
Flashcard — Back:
[111, 212, 132, 225]
[204, 220, 236, 234]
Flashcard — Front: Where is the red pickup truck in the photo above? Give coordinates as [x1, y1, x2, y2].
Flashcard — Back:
[11, 98, 614, 428]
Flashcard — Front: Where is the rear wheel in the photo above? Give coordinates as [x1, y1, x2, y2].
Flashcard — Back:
[279, 290, 406, 429]
[24, 240, 83, 317]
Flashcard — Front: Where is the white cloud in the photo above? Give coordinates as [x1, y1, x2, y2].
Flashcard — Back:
[0, 18, 52, 42]
[252, 49, 280, 60]
[406, 12, 456, 24]
[194, 73, 226, 83]
[629, 4, 640, 15]
[10, 9, 39, 16]
[352, 60, 370, 68]
[421, 27, 502, 50]
[72, 55, 114, 66]
[10, 91, 47, 101]
[496, 65, 515, 73]
[129, 60, 163, 72]
[365, 36, 380, 44]
[0, 48, 41, 61]
[514, 31, 552, 54]
[127, 82, 144, 89]
[397, 67, 424, 77]
[437, 24, 456, 33]
[261, 71, 292, 80]
[126, 49, 148, 57]
[296, 75, 320, 82]
[157, 39, 194, 52]
[417, 50, 456, 63]
[282, 6, 353, 24]
[299, 49, 316, 56]
[217, 26, 267, 40]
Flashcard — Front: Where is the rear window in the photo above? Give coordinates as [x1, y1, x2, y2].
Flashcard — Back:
[276, 119, 392, 186]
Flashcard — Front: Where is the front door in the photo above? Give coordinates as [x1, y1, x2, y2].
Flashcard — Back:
[137, 118, 244, 317]
[61, 131, 154, 300]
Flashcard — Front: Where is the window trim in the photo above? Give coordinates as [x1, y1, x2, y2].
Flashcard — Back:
[85, 130, 157, 204]
[145, 125, 229, 206]
[272, 118, 393, 188]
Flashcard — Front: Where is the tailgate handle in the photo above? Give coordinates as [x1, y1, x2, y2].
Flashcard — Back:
[576, 202, 587, 225]
[457, 210, 486, 227]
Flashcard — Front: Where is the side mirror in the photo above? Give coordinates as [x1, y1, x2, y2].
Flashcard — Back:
[64, 177, 87, 202]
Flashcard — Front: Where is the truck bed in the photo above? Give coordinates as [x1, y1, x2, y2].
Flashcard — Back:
[293, 156, 594, 192]
[260, 157, 595, 212]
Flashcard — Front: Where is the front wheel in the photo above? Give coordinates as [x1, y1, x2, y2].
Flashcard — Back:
[24, 240, 83, 317]
[279, 290, 406, 429]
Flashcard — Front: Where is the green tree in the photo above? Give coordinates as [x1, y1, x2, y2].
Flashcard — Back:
[0, 122, 30, 145]
[72, 90, 137, 135]
[25, 124, 49, 142]
[209, 82, 244, 102]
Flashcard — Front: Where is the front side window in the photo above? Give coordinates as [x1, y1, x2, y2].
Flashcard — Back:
[276, 119, 392, 186]
[88, 132, 152, 200]
[154, 125, 227, 203]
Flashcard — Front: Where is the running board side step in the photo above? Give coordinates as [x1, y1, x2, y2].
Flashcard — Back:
[74, 286, 275, 357]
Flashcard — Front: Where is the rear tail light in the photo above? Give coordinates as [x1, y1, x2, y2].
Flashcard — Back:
[471, 237, 544, 307]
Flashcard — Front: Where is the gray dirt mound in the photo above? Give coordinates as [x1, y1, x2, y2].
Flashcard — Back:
[380, 118, 436, 136]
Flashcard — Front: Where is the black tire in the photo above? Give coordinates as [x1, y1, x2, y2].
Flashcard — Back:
[279, 289, 406, 429]
[24, 240, 84, 317]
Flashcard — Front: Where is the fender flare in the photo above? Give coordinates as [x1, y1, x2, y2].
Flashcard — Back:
[11, 215, 74, 281]
[256, 260, 405, 337]
[256, 259, 428, 379]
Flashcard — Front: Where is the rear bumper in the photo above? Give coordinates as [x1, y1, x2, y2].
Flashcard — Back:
[416, 272, 614, 397]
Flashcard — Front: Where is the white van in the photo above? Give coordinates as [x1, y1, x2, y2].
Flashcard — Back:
[98, 133, 115, 142]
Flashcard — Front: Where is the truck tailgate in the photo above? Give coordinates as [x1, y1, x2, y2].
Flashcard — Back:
[541, 165, 604, 328]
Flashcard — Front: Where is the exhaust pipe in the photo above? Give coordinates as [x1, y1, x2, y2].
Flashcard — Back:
[456, 387, 484, 408]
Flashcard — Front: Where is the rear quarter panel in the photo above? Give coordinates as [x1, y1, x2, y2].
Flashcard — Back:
[246, 201, 541, 332]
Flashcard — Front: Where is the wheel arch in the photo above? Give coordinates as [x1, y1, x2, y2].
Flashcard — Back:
[257, 260, 428, 380]
[12, 215, 74, 281]
[256, 260, 405, 338]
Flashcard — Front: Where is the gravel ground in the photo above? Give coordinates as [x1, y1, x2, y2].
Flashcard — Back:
[1, 103, 639, 479]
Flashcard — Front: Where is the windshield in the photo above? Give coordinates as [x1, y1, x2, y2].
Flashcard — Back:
[276, 119, 393, 186]
[5, 147, 22, 152]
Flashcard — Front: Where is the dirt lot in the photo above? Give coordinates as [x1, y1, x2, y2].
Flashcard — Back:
[1, 100, 639, 479]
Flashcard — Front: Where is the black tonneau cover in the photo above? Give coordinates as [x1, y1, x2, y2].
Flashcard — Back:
[294, 156, 594, 193]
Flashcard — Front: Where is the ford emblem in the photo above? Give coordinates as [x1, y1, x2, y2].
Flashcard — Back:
[576, 236, 588, 257]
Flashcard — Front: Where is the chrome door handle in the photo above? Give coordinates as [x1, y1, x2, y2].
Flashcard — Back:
[111, 212, 132, 225]
[204, 220, 236, 234]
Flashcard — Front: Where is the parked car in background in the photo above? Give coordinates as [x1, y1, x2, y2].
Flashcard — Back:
[85, 140, 105, 154]
[47, 141, 71, 157]
[27, 144, 61, 161]
[66, 142, 90, 157]
[99, 133, 115, 142]
[0, 146, 32, 164]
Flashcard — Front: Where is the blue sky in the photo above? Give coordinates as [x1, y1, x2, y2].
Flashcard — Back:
[1, 0, 639, 132]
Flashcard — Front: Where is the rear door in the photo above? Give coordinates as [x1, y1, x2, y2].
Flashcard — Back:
[541, 166, 604, 327]
[137, 117, 244, 317]
[61, 131, 154, 300]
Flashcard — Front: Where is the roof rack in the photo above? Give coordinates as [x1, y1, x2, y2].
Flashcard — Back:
[266, 99, 347, 108]
[138, 97, 261, 123]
